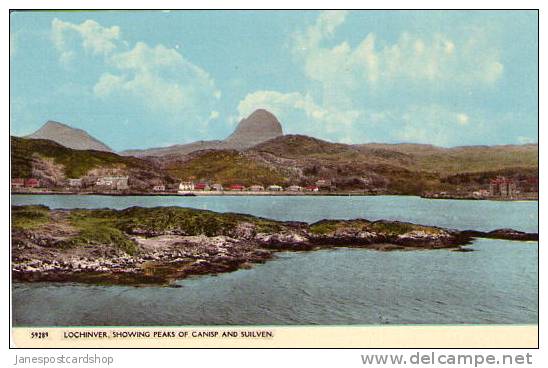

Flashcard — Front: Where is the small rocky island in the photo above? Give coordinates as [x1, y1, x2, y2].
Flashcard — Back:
[12, 205, 538, 286]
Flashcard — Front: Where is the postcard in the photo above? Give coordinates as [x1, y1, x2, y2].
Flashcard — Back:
[9, 9, 538, 349]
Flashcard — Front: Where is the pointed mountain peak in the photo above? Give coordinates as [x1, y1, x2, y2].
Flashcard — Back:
[26, 120, 112, 152]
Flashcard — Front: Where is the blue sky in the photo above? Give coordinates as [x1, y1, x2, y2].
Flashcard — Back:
[10, 10, 538, 151]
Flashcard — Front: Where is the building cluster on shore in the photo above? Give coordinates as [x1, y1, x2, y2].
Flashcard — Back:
[424, 176, 539, 200]
[485, 176, 538, 199]
[11, 178, 40, 190]
[11, 173, 538, 199]
[11, 175, 336, 195]
[176, 180, 332, 194]
[11, 176, 130, 193]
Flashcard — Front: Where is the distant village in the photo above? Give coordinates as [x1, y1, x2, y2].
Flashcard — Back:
[11, 175, 336, 195]
[174, 180, 330, 194]
[11, 173, 538, 200]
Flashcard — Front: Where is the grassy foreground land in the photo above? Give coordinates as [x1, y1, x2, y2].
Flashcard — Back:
[12, 205, 537, 286]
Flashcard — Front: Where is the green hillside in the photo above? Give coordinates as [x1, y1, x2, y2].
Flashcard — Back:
[11, 134, 538, 195]
[359, 143, 538, 174]
[249, 135, 538, 194]
[255, 135, 537, 175]
[10, 136, 167, 180]
[163, 150, 288, 186]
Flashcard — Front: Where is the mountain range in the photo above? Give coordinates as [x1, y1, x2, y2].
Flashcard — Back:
[13, 109, 538, 194]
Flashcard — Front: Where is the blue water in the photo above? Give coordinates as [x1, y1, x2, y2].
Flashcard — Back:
[11, 195, 538, 326]
[11, 194, 538, 232]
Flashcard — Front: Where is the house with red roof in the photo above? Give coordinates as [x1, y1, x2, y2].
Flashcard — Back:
[24, 178, 40, 188]
[304, 185, 319, 192]
[228, 184, 245, 191]
[489, 177, 516, 197]
[193, 183, 210, 191]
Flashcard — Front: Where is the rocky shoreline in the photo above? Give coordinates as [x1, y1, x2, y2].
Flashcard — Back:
[11, 205, 538, 286]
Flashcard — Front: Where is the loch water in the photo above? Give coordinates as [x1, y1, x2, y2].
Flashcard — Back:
[11, 195, 538, 326]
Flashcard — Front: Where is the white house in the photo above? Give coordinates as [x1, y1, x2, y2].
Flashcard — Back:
[178, 181, 194, 193]
[153, 184, 165, 192]
[96, 176, 129, 190]
[315, 179, 331, 188]
[286, 185, 302, 192]
[67, 178, 82, 187]
[211, 183, 223, 191]
[249, 185, 265, 192]
[267, 185, 283, 192]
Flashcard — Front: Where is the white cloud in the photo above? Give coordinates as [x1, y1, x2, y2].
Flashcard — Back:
[237, 90, 363, 140]
[94, 42, 218, 118]
[295, 10, 348, 52]
[51, 18, 220, 131]
[237, 90, 486, 145]
[293, 11, 504, 92]
[238, 90, 317, 119]
[394, 105, 480, 146]
[52, 18, 120, 62]
[209, 111, 220, 120]
[93, 73, 124, 97]
[232, 11, 504, 146]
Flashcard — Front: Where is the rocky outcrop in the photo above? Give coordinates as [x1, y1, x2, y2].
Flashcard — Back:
[11, 206, 537, 286]
[30, 154, 66, 186]
[461, 229, 538, 241]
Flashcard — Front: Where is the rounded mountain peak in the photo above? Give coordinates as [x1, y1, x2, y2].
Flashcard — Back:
[224, 109, 284, 149]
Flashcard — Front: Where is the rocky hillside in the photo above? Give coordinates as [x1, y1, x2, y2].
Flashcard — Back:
[250, 135, 536, 192]
[11, 136, 174, 189]
[150, 134, 537, 194]
[27, 120, 112, 152]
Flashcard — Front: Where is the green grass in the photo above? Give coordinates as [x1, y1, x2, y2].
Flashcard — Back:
[378, 145, 538, 175]
[118, 206, 243, 236]
[253, 135, 354, 159]
[59, 211, 138, 254]
[13, 205, 451, 258]
[367, 221, 441, 235]
[252, 136, 537, 194]
[11, 205, 50, 230]
[165, 150, 287, 186]
[116, 206, 282, 236]
[308, 220, 342, 235]
[12, 205, 284, 255]
[309, 219, 442, 236]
